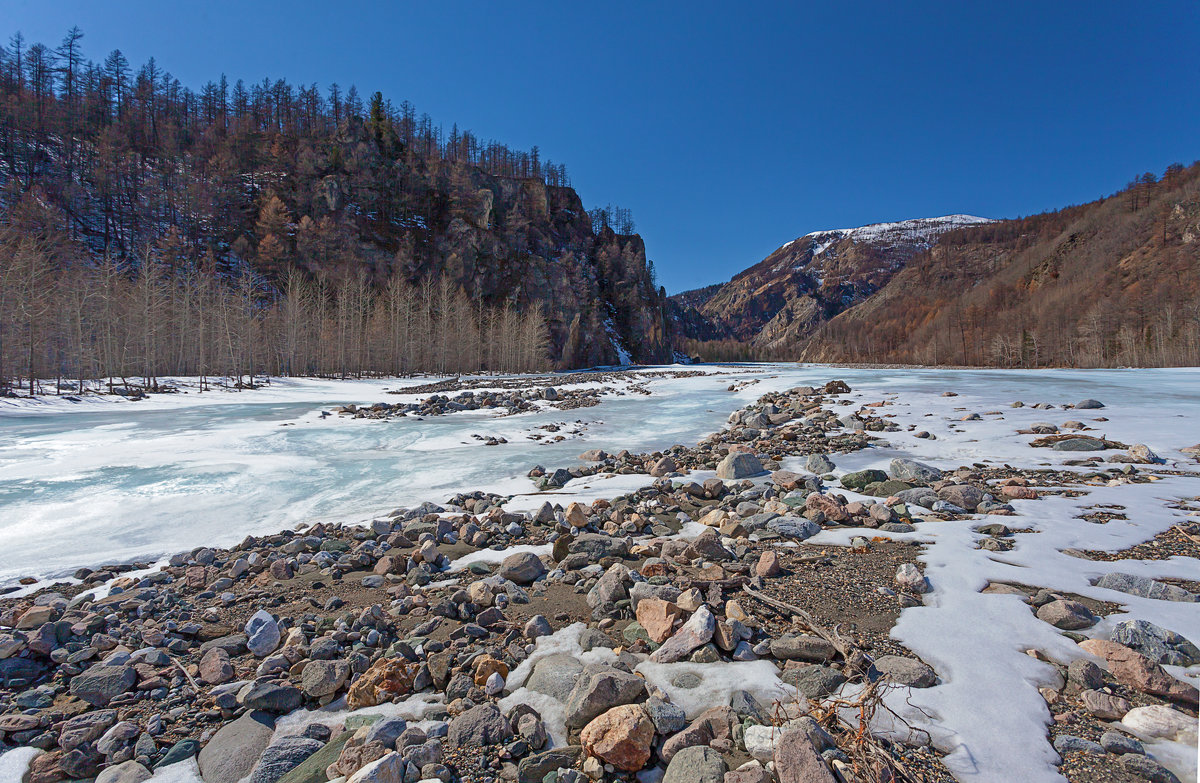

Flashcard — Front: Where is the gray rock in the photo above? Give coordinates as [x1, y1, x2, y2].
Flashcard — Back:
[645, 697, 687, 734]
[936, 484, 984, 510]
[498, 552, 546, 585]
[300, 659, 350, 698]
[895, 563, 930, 594]
[872, 655, 937, 688]
[447, 703, 513, 747]
[716, 452, 765, 480]
[629, 581, 682, 610]
[69, 664, 137, 706]
[840, 469, 887, 490]
[893, 488, 939, 508]
[154, 739, 200, 768]
[1096, 573, 1196, 602]
[197, 710, 277, 783]
[238, 680, 304, 713]
[1052, 437, 1107, 451]
[1110, 619, 1197, 665]
[526, 653, 584, 701]
[784, 665, 846, 698]
[769, 634, 836, 662]
[564, 666, 648, 728]
[245, 610, 281, 657]
[765, 517, 821, 541]
[663, 745, 727, 783]
[1067, 659, 1104, 691]
[888, 459, 943, 484]
[95, 760, 152, 783]
[586, 563, 632, 608]
[567, 533, 629, 560]
[517, 747, 582, 783]
[650, 606, 716, 663]
[363, 717, 408, 748]
[805, 454, 835, 474]
[249, 736, 325, 783]
[1120, 754, 1181, 783]
[1053, 734, 1104, 756]
[1099, 731, 1144, 756]
[1075, 399, 1105, 409]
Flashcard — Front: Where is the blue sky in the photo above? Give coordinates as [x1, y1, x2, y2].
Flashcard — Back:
[4, 1, 1198, 292]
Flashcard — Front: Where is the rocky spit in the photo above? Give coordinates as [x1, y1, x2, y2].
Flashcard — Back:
[1, 380, 1197, 783]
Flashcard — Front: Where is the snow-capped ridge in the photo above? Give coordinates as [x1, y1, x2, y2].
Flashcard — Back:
[784, 214, 995, 258]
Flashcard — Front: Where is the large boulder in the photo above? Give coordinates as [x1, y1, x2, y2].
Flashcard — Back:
[565, 666, 648, 729]
[447, 703, 513, 747]
[526, 653, 585, 700]
[69, 664, 137, 707]
[580, 704, 655, 772]
[888, 459, 942, 484]
[499, 552, 546, 584]
[662, 746, 727, 783]
[198, 710, 277, 783]
[649, 606, 716, 663]
[774, 727, 837, 783]
[249, 736, 326, 783]
[716, 453, 764, 480]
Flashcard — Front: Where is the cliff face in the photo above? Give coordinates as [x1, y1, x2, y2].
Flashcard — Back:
[671, 215, 992, 351]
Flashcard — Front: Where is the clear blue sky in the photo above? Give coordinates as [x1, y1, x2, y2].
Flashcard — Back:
[5, 1, 1198, 292]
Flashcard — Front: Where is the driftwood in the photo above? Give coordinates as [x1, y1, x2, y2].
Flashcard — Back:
[742, 585, 856, 658]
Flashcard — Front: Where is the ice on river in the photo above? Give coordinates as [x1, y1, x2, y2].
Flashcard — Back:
[2, 364, 1199, 783]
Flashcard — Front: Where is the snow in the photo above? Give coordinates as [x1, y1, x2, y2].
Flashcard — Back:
[1, 364, 1199, 783]
[775, 214, 995, 260]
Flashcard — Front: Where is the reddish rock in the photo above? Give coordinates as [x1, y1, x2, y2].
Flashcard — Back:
[198, 647, 234, 685]
[1104, 645, 1198, 705]
[1001, 485, 1039, 500]
[774, 727, 837, 783]
[805, 493, 849, 523]
[580, 704, 655, 772]
[651, 456, 678, 477]
[755, 551, 783, 578]
[635, 598, 685, 644]
[346, 658, 417, 710]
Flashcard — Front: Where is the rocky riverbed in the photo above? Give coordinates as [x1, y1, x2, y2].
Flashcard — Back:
[1, 377, 1198, 783]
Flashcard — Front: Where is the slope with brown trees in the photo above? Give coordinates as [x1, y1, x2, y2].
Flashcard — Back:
[800, 163, 1200, 367]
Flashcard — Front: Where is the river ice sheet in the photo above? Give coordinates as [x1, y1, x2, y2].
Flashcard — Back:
[2, 365, 1199, 782]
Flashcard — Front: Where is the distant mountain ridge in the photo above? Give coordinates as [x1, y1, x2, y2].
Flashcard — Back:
[671, 214, 993, 350]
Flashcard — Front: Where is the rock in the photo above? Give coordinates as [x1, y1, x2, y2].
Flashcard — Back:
[804, 493, 848, 522]
[238, 680, 304, 713]
[770, 634, 836, 662]
[587, 563, 632, 608]
[447, 703, 513, 747]
[888, 459, 943, 484]
[199, 647, 235, 685]
[1127, 444, 1161, 463]
[774, 727, 836, 783]
[499, 552, 546, 584]
[526, 653, 585, 701]
[250, 736, 326, 783]
[743, 724, 781, 761]
[569, 532, 629, 559]
[765, 517, 821, 540]
[69, 664, 137, 706]
[347, 658, 417, 710]
[650, 605, 716, 663]
[785, 665, 845, 698]
[1036, 599, 1097, 630]
[1111, 619, 1198, 665]
[872, 655, 936, 687]
[197, 710, 277, 783]
[155, 739, 201, 769]
[936, 484, 984, 510]
[301, 659, 350, 698]
[651, 456, 678, 477]
[1102, 644, 1198, 704]
[1097, 573, 1195, 602]
[1052, 437, 1107, 451]
[1120, 754, 1181, 783]
[565, 666, 648, 729]
[246, 610, 281, 657]
[755, 551, 783, 577]
[805, 454, 835, 474]
[1066, 659, 1104, 691]
[1099, 731, 1143, 756]
[1075, 399, 1105, 409]
[716, 452, 764, 480]
[1120, 705, 1198, 743]
[517, 747, 582, 783]
[636, 598, 685, 644]
[1053, 734, 1104, 755]
[663, 746, 727, 783]
[275, 730, 352, 783]
[840, 469, 887, 490]
[346, 751, 406, 783]
[1079, 689, 1131, 720]
[894, 563, 929, 594]
[95, 761, 152, 783]
[580, 704, 654, 772]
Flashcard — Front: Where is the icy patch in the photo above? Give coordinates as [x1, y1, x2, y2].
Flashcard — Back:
[635, 659, 790, 719]
[446, 543, 552, 573]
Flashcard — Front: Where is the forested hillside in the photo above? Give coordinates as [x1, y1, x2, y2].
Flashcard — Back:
[800, 164, 1200, 366]
[0, 27, 671, 394]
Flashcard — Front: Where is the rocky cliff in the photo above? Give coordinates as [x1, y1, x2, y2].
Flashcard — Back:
[670, 215, 992, 351]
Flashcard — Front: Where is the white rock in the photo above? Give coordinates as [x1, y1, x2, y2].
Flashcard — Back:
[1120, 705, 1198, 744]
[895, 564, 930, 594]
[649, 605, 715, 663]
[244, 610, 281, 657]
[743, 724, 780, 761]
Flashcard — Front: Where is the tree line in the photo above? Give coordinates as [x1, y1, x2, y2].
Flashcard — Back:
[0, 212, 549, 396]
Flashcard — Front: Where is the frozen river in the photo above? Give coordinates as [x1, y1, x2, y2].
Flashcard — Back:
[1, 364, 1199, 783]
[1, 365, 1197, 586]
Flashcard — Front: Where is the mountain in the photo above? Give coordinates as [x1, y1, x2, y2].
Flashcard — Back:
[0, 30, 671, 372]
[800, 164, 1200, 367]
[670, 214, 993, 351]
[673, 163, 1200, 367]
